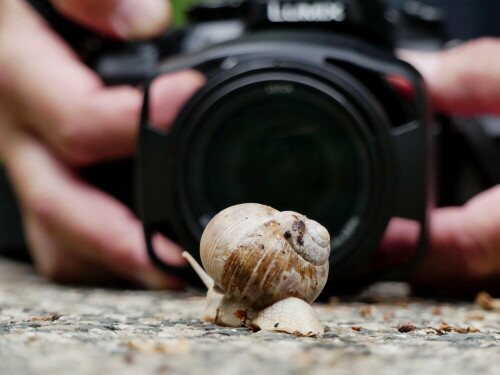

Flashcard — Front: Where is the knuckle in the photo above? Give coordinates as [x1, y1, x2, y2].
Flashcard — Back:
[86, 226, 138, 268]
[469, 37, 499, 51]
[107, 232, 138, 264]
[105, 226, 143, 268]
[51, 95, 103, 165]
[55, 116, 95, 165]
[443, 38, 500, 114]
[29, 189, 59, 223]
[0, 56, 17, 97]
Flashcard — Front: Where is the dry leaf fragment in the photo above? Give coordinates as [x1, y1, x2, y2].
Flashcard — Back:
[454, 327, 480, 334]
[359, 306, 372, 318]
[126, 340, 190, 354]
[398, 322, 415, 333]
[426, 326, 446, 336]
[27, 315, 62, 322]
[329, 297, 340, 305]
[383, 312, 395, 321]
[466, 314, 485, 321]
[27, 317, 51, 322]
[431, 306, 442, 315]
[439, 322, 452, 332]
[428, 323, 480, 335]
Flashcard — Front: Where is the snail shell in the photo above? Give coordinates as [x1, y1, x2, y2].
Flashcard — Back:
[200, 203, 330, 310]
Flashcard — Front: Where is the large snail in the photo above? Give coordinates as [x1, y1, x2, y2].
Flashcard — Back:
[183, 203, 330, 336]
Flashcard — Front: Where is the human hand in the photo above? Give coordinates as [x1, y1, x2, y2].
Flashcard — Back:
[0, 0, 205, 288]
[380, 38, 500, 292]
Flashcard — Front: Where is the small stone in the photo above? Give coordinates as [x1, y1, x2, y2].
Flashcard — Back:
[475, 292, 500, 310]
[398, 322, 415, 333]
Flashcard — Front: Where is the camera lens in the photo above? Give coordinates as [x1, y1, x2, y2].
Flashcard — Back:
[181, 75, 375, 252]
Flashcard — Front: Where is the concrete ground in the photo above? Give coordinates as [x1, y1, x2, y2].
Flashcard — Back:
[0, 257, 499, 375]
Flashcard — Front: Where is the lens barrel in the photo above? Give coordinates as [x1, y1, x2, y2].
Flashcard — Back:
[138, 31, 431, 290]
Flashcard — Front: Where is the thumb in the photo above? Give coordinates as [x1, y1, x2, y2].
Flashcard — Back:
[400, 38, 500, 116]
[50, 0, 171, 40]
[410, 186, 500, 291]
[377, 187, 500, 292]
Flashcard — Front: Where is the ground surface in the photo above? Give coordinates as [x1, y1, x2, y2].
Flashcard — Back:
[0, 258, 499, 375]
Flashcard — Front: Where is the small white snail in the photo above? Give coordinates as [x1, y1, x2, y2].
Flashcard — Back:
[183, 203, 330, 336]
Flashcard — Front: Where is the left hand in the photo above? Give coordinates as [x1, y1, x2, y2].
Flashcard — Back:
[0, 0, 205, 288]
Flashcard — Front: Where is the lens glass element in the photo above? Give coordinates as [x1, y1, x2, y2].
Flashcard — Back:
[184, 80, 372, 248]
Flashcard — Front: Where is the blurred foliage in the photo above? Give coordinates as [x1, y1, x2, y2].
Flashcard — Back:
[171, 0, 203, 26]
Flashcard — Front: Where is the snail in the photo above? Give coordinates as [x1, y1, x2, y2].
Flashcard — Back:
[182, 203, 330, 336]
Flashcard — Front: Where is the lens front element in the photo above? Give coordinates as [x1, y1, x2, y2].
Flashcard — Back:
[184, 76, 374, 251]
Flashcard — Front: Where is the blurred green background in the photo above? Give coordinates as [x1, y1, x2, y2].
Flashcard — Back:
[171, 0, 203, 26]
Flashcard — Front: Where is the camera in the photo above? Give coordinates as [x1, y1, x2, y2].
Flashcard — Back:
[131, 0, 432, 292]
[14, 0, 432, 292]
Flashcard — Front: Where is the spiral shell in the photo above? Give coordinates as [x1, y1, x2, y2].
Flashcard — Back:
[200, 203, 330, 310]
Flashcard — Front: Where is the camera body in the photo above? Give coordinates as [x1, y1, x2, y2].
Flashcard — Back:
[133, 0, 432, 292]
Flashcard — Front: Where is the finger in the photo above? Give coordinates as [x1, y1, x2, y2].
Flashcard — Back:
[378, 186, 500, 291]
[410, 186, 500, 290]
[0, 2, 204, 165]
[0, 114, 118, 284]
[400, 38, 500, 116]
[26, 214, 130, 285]
[37, 70, 203, 165]
[2, 130, 185, 289]
[375, 217, 421, 269]
[50, 0, 171, 40]
[149, 71, 206, 129]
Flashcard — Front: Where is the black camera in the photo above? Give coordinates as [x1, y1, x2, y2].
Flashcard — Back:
[13, 0, 432, 292]
[131, 0, 432, 292]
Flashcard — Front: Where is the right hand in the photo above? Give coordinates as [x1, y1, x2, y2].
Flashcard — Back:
[379, 38, 500, 292]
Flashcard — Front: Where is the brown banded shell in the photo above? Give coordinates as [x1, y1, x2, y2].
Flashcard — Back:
[200, 203, 330, 310]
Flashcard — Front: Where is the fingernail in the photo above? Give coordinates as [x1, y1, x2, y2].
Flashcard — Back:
[115, 0, 171, 40]
[152, 233, 187, 267]
[171, 70, 207, 97]
[150, 70, 206, 129]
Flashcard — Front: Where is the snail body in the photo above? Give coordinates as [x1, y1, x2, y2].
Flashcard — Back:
[183, 203, 330, 336]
